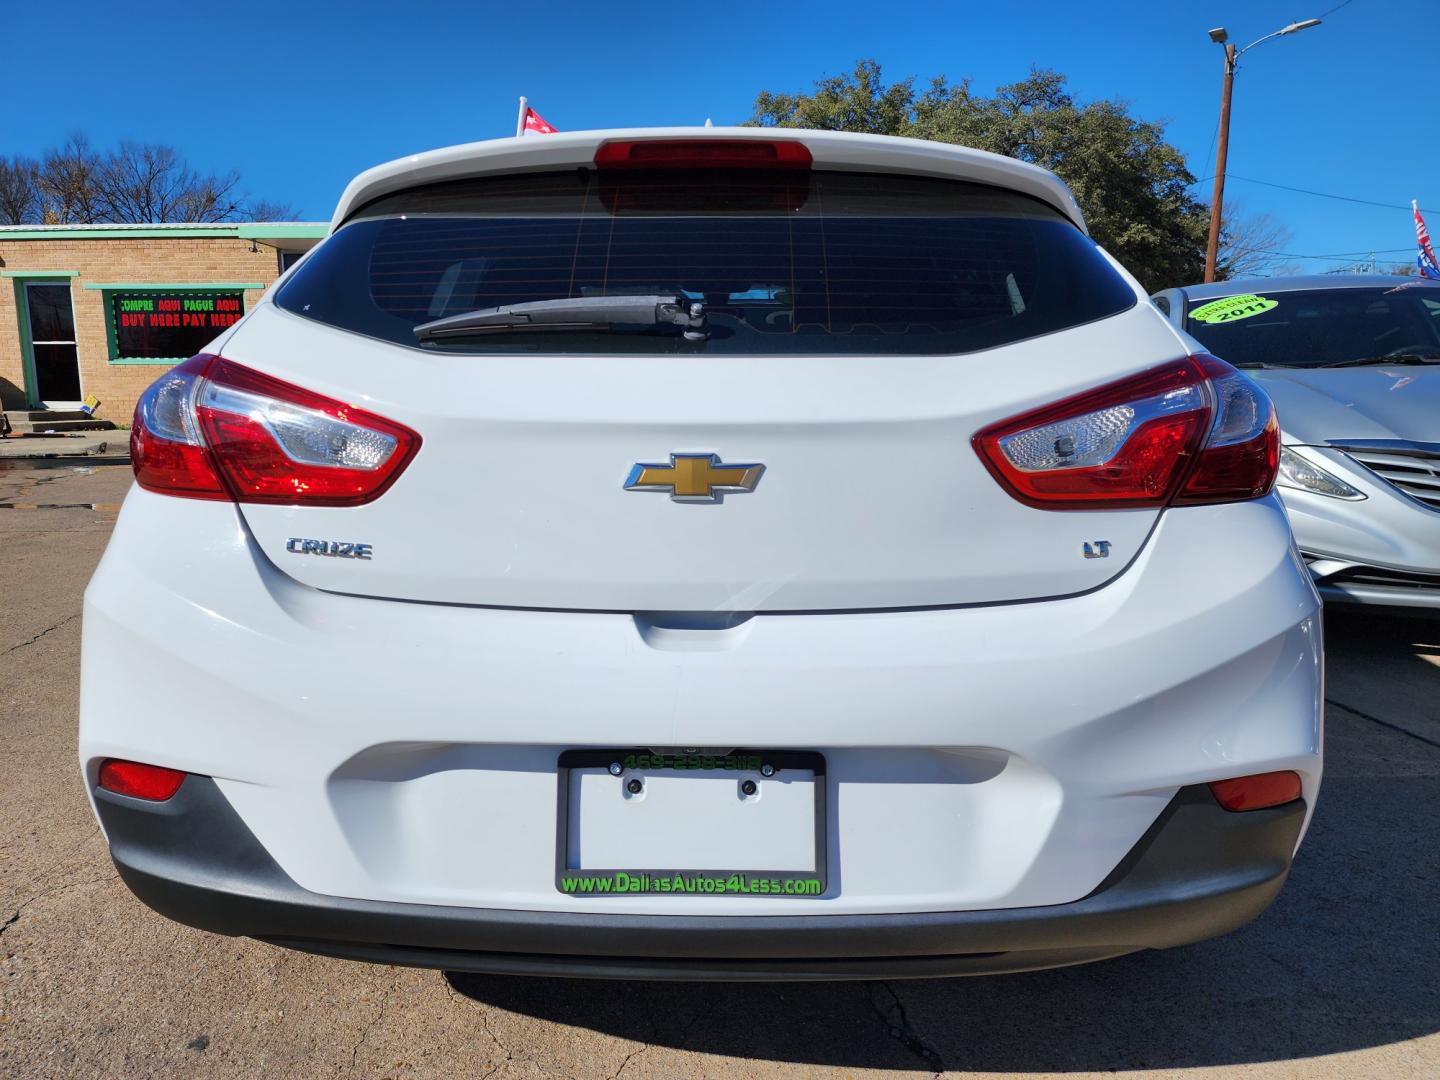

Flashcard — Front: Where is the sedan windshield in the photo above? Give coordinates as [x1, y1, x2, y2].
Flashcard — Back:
[1185, 285, 1440, 368]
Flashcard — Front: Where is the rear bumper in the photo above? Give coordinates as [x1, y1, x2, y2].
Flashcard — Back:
[99, 776, 1305, 980]
[82, 491, 1322, 918]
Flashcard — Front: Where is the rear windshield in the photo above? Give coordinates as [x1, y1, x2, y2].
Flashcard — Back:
[1185, 285, 1440, 368]
[276, 170, 1136, 355]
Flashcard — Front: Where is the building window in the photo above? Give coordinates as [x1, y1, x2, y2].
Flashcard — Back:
[106, 289, 246, 362]
[24, 282, 83, 404]
[279, 250, 304, 273]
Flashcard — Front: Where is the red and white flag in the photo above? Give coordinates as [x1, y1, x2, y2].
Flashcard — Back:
[519, 102, 558, 136]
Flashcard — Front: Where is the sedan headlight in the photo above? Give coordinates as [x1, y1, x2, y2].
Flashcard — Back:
[1276, 447, 1365, 499]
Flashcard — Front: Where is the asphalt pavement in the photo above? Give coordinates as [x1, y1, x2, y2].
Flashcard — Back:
[1, 458, 1437, 1079]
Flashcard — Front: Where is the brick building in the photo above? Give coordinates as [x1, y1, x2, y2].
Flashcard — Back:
[0, 222, 327, 429]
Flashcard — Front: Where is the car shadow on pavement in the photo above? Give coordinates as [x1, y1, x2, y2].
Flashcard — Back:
[449, 616, 1440, 1072]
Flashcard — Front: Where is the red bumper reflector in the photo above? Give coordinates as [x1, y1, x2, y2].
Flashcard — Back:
[1208, 771, 1302, 812]
[594, 139, 813, 169]
[98, 759, 188, 801]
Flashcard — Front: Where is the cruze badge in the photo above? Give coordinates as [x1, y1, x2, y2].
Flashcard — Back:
[624, 453, 765, 504]
[286, 538, 373, 559]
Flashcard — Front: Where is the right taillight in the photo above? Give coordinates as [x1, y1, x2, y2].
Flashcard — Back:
[131, 355, 420, 506]
[972, 354, 1278, 510]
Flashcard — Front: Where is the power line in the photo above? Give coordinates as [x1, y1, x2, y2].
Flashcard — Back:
[1221, 174, 1432, 213]
[1231, 245, 1412, 261]
[1191, 172, 1431, 213]
[1198, 115, 1220, 190]
[1317, 0, 1359, 19]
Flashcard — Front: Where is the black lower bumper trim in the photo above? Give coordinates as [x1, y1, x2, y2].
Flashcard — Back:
[97, 777, 1305, 980]
[264, 939, 1134, 980]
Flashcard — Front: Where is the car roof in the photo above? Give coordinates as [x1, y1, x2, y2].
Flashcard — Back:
[1173, 273, 1440, 300]
[329, 127, 1087, 234]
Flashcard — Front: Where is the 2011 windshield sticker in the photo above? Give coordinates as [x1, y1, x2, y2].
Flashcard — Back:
[1190, 294, 1279, 325]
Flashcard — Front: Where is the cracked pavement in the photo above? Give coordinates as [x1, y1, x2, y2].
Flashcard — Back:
[1, 459, 1438, 1078]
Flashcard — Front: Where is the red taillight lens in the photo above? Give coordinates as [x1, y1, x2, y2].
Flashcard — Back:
[132, 355, 421, 506]
[972, 355, 1278, 510]
[1173, 355, 1280, 505]
[193, 359, 420, 505]
[131, 355, 229, 499]
[98, 759, 188, 801]
[594, 139, 813, 169]
[973, 359, 1211, 509]
[1209, 771, 1303, 812]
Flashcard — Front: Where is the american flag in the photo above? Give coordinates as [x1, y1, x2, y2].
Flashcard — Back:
[1415, 200, 1440, 280]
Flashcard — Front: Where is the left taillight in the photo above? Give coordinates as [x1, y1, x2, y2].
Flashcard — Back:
[132, 355, 421, 506]
[972, 354, 1279, 510]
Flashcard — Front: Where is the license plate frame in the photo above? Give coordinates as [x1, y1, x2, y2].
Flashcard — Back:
[555, 749, 827, 899]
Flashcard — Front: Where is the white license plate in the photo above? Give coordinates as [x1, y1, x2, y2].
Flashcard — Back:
[555, 750, 826, 898]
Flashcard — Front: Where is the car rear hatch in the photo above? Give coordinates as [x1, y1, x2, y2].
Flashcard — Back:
[215, 134, 1190, 612]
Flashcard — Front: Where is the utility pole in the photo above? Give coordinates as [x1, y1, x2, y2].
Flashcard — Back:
[1204, 43, 1237, 284]
[1202, 20, 1322, 284]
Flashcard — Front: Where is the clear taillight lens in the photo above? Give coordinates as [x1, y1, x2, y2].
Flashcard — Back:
[973, 355, 1278, 510]
[131, 355, 420, 505]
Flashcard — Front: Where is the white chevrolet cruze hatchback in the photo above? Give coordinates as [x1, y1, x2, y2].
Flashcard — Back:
[80, 129, 1322, 979]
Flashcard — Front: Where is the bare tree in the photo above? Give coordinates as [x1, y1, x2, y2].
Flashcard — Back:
[1217, 202, 1294, 279]
[242, 198, 300, 222]
[6, 134, 294, 225]
[39, 134, 105, 223]
[0, 155, 41, 224]
[95, 140, 244, 223]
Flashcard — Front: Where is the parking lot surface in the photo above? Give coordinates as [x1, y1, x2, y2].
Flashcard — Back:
[2, 458, 1437, 1079]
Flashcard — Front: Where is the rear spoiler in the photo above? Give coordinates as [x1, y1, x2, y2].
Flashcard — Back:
[329, 127, 1087, 234]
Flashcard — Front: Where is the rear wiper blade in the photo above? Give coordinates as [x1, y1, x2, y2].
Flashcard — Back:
[414, 295, 708, 342]
[1321, 352, 1440, 367]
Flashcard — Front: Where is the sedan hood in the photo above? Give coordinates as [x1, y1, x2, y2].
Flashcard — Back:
[1252, 367, 1440, 444]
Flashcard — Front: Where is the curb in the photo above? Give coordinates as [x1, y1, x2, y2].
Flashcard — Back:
[0, 438, 123, 461]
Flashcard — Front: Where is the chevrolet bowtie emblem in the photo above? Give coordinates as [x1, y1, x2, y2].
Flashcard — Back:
[624, 453, 765, 504]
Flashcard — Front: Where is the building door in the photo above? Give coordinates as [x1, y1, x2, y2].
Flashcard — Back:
[24, 282, 83, 407]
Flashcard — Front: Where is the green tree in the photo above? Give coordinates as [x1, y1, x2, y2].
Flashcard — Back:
[749, 61, 1227, 290]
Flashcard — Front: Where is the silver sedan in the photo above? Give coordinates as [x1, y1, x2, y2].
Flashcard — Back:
[1153, 274, 1440, 609]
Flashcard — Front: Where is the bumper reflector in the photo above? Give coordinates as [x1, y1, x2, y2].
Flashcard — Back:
[1209, 771, 1302, 812]
[98, 759, 188, 802]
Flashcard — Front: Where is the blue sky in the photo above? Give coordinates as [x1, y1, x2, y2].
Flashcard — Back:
[9, 0, 1434, 276]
